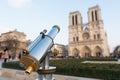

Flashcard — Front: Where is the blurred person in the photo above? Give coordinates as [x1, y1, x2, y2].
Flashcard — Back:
[4, 47, 9, 63]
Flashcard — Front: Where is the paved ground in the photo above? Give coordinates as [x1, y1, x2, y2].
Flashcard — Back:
[0, 60, 3, 68]
[0, 68, 100, 80]
[54, 74, 100, 80]
[0, 77, 14, 80]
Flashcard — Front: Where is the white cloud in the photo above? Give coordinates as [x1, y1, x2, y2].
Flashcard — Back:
[0, 26, 13, 34]
[8, 0, 32, 8]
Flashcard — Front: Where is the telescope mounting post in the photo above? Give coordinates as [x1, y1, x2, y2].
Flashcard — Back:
[36, 50, 56, 80]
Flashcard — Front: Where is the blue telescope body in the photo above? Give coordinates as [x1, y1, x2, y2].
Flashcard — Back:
[20, 25, 60, 75]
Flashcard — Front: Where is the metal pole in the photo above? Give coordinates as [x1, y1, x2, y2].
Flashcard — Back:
[36, 51, 56, 80]
[42, 54, 49, 70]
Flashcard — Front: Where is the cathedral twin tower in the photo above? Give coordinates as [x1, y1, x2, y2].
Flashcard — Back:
[69, 5, 109, 57]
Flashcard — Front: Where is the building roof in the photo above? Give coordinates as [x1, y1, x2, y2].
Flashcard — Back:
[1, 29, 26, 36]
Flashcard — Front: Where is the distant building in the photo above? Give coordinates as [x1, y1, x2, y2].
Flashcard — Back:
[51, 44, 68, 57]
[112, 45, 120, 58]
[0, 30, 30, 59]
[69, 5, 109, 57]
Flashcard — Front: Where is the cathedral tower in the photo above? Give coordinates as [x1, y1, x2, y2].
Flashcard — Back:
[69, 5, 109, 57]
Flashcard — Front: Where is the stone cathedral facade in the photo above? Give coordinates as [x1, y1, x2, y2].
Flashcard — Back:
[69, 5, 109, 57]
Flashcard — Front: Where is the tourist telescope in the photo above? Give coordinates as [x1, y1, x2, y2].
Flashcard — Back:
[20, 25, 60, 80]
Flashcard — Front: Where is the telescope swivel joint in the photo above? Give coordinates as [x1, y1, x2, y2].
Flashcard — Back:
[20, 51, 40, 75]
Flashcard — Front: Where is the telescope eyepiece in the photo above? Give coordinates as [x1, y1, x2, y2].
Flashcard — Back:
[53, 25, 60, 32]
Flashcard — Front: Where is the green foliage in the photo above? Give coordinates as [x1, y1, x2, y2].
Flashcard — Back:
[2, 61, 24, 70]
[50, 59, 120, 79]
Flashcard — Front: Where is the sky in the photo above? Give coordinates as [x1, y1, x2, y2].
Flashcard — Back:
[0, 0, 120, 52]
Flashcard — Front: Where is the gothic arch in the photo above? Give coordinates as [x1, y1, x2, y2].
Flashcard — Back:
[93, 46, 103, 57]
[81, 46, 91, 57]
[72, 48, 79, 57]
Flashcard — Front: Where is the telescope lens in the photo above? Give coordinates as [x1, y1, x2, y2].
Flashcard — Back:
[25, 66, 33, 75]
[25, 71, 30, 75]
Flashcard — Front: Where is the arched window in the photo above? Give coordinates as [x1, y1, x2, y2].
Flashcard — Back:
[76, 36, 79, 42]
[72, 16, 74, 25]
[97, 34, 100, 39]
[73, 37, 75, 42]
[95, 10, 98, 21]
[75, 15, 78, 25]
[91, 11, 94, 22]
[94, 35, 96, 40]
